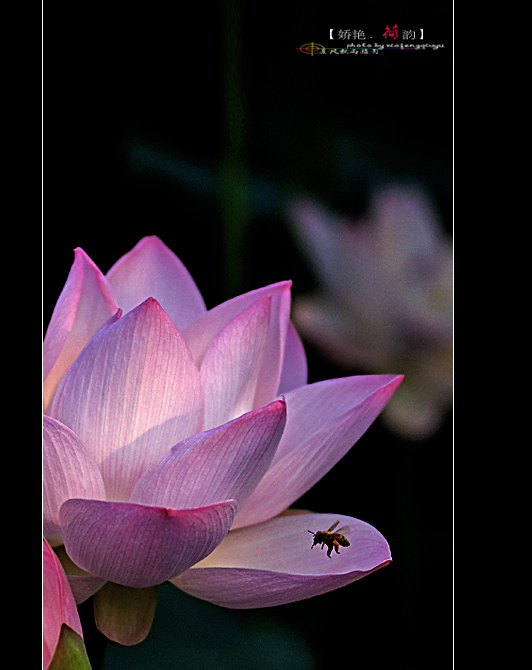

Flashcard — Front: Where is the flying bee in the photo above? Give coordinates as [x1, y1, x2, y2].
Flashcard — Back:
[308, 520, 351, 558]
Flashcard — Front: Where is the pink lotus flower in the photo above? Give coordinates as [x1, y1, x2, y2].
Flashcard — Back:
[290, 186, 452, 439]
[43, 537, 87, 668]
[43, 236, 402, 645]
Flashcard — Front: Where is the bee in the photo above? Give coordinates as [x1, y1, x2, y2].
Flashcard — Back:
[308, 520, 351, 558]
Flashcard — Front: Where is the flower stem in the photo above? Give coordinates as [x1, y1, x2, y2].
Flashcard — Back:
[218, 0, 248, 297]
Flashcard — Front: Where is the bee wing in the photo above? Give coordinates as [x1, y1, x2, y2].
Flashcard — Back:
[335, 526, 351, 536]
[327, 520, 340, 532]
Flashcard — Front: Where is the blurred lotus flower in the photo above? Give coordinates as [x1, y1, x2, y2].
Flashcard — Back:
[43, 236, 402, 644]
[290, 186, 452, 439]
[43, 537, 89, 669]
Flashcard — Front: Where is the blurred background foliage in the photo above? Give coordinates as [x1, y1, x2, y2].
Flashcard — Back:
[45, 1, 452, 668]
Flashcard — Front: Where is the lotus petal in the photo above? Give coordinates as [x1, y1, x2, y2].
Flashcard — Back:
[48, 298, 203, 500]
[184, 281, 292, 408]
[94, 582, 157, 646]
[43, 248, 118, 410]
[277, 321, 308, 395]
[106, 236, 206, 330]
[43, 416, 106, 546]
[173, 512, 391, 608]
[234, 375, 403, 528]
[131, 400, 286, 510]
[43, 538, 84, 667]
[200, 296, 272, 429]
[60, 498, 236, 588]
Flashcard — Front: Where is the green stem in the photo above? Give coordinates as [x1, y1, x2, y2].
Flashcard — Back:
[218, 0, 248, 297]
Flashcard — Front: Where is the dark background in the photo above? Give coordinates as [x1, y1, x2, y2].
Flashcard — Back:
[45, 1, 452, 668]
